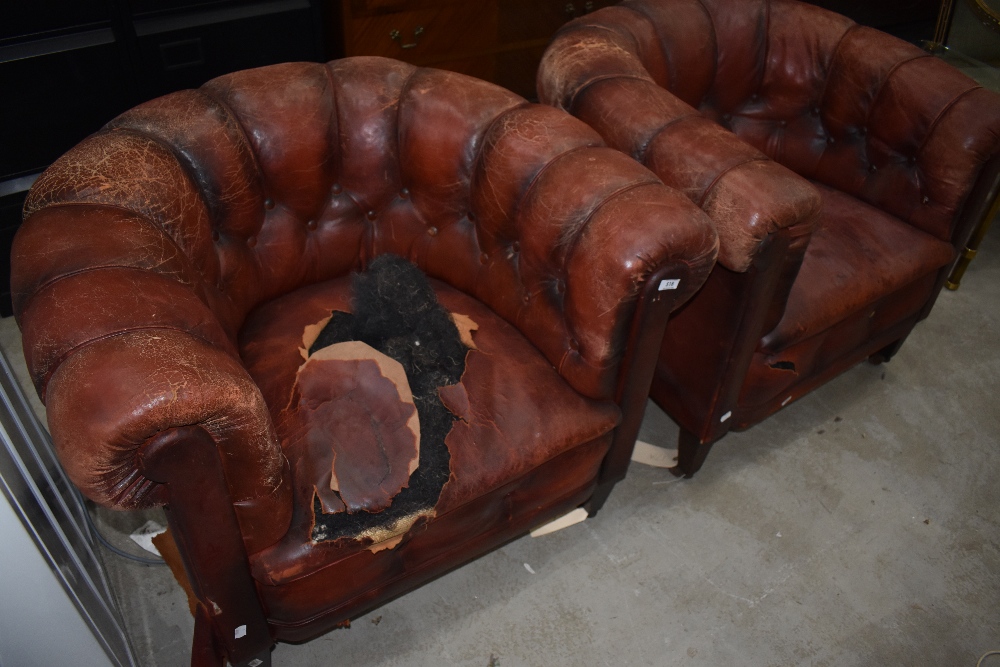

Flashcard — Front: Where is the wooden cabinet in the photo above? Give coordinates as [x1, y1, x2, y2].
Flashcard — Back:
[340, 0, 616, 99]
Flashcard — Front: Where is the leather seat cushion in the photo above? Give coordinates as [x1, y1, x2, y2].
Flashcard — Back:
[762, 184, 955, 353]
[238, 274, 621, 585]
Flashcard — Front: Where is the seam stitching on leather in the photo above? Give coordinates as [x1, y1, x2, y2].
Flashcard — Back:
[696, 156, 770, 208]
[865, 54, 935, 132]
[917, 83, 982, 155]
[470, 100, 534, 254]
[198, 86, 268, 190]
[38, 325, 222, 399]
[638, 112, 705, 164]
[811, 23, 860, 178]
[691, 0, 720, 101]
[28, 263, 197, 305]
[17, 202, 209, 319]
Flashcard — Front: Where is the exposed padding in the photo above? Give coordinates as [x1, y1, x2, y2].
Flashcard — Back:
[299, 255, 467, 546]
[240, 276, 623, 579]
[44, 329, 292, 555]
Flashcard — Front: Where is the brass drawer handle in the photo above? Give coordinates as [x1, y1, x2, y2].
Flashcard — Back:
[389, 26, 424, 49]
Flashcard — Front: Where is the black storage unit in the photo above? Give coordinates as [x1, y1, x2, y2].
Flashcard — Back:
[0, 0, 329, 316]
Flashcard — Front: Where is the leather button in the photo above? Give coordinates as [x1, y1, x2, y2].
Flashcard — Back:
[400, 188, 410, 198]
[247, 236, 257, 248]
[264, 198, 275, 210]
[922, 195, 930, 204]
[555, 279, 565, 294]
[722, 113, 732, 122]
[480, 252, 489, 264]
[366, 210, 377, 220]
[522, 294, 530, 303]
[306, 220, 317, 230]
[779, 119, 787, 128]
[869, 164, 877, 173]
[908, 156, 918, 164]
[827, 136, 835, 144]
[467, 211, 476, 222]
[331, 184, 343, 195]
[212, 230, 220, 242]
[511, 241, 520, 252]
[568, 338, 579, 351]
[811, 107, 820, 116]
[427, 226, 438, 236]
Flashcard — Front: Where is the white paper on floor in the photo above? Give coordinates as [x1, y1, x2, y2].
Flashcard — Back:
[530, 507, 588, 537]
[630, 440, 678, 468]
[129, 519, 167, 556]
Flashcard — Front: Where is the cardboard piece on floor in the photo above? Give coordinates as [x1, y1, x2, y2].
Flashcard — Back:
[129, 519, 167, 556]
[530, 507, 588, 537]
[152, 528, 198, 618]
[631, 440, 678, 468]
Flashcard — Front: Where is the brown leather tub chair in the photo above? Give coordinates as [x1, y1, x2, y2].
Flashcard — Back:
[539, 0, 1000, 476]
[11, 57, 717, 665]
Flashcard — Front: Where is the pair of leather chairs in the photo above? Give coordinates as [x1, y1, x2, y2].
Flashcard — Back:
[13, 1, 1000, 665]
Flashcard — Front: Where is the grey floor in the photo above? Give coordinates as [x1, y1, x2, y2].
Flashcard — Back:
[2, 229, 998, 667]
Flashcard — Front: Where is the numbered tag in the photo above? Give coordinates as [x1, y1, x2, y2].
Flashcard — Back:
[658, 278, 681, 291]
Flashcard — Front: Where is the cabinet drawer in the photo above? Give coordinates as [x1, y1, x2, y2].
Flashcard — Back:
[344, 3, 496, 64]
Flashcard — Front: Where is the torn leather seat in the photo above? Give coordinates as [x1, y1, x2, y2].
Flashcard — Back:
[12, 57, 718, 666]
[538, 0, 1000, 476]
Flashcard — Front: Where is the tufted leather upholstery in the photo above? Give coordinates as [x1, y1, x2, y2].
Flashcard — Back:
[13, 57, 717, 664]
[539, 0, 1000, 475]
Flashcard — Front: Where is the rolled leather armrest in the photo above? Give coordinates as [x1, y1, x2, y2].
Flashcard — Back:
[44, 329, 291, 554]
[538, 24, 821, 273]
[13, 146, 291, 554]
[471, 104, 719, 399]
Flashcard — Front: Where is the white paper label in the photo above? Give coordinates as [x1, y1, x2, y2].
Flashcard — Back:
[720, 411, 732, 423]
[235, 625, 247, 639]
[658, 278, 680, 291]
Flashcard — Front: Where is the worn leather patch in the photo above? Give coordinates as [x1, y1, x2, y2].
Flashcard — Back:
[295, 341, 419, 514]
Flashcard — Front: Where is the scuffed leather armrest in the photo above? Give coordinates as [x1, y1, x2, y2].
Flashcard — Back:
[471, 104, 718, 400]
[538, 23, 821, 273]
[12, 146, 291, 554]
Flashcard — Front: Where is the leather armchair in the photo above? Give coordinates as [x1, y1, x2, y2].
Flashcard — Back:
[12, 57, 718, 665]
[539, 0, 1000, 476]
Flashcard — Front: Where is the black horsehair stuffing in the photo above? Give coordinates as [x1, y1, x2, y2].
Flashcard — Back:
[309, 254, 468, 543]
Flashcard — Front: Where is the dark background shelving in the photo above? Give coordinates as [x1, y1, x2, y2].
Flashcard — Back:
[0, 0, 330, 316]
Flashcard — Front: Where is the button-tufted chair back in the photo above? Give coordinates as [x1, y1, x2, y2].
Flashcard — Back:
[18, 57, 690, 408]
[539, 0, 1000, 477]
[541, 0, 1000, 247]
[16, 55, 719, 554]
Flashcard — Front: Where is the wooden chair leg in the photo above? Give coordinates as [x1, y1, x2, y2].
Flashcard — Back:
[190, 597, 273, 667]
[670, 428, 716, 479]
[585, 481, 616, 517]
[191, 604, 225, 667]
[868, 339, 904, 365]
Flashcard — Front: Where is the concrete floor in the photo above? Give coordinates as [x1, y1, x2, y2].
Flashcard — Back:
[1, 229, 998, 667]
